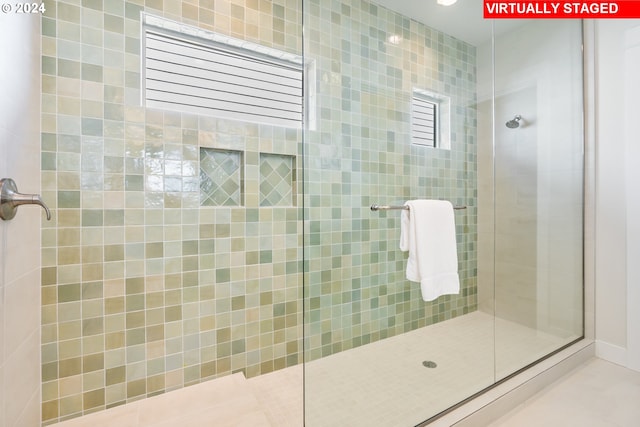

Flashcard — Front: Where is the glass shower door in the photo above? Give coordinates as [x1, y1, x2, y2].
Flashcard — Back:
[492, 19, 584, 380]
[302, 3, 585, 427]
[38, 1, 305, 424]
[302, 1, 496, 425]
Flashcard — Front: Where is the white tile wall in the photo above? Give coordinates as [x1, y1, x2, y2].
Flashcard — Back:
[595, 20, 640, 372]
[0, 13, 42, 427]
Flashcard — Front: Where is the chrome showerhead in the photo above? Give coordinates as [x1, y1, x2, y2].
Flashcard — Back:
[505, 115, 522, 129]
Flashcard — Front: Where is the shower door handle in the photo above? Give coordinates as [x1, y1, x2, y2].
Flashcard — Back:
[0, 178, 51, 221]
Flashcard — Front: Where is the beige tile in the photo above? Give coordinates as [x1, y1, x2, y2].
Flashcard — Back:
[490, 359, 640, 427]
[59, 375, 82, 398]
[0, 364, 4, 424]
[47, 335, 626, 427]
[42, 398, 60, 424]
[137, 373, 250, 426]
[248, 364, 303, 427]
[3, 330, 40, 426]
[151, 399, 271, 427]
[13, 389, 42, 427]
[3, 269, 40, 360]
[304, 312, 572, 427]
[2, 211, 41, 282]
[51, 401, 140, 427]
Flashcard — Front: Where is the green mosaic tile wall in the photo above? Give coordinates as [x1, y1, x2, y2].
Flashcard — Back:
[40, 0, 477, 424]
[40, 0, 302, 424]
[302, 0, 479, 360]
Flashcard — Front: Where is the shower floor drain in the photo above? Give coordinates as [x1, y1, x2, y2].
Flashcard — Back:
[422, 360, 437, 368]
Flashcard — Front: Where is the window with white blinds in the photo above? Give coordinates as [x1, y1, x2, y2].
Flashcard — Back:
[411, 95, 438, 147]
[411, 88, 451, 149]
[142, 16, 304, 129]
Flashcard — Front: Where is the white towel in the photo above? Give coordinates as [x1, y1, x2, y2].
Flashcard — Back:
[400, 200, 460, 301]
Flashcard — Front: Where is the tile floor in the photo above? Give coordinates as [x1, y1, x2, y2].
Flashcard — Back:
[52, 311, 584, 427]
[304, 311, 571, 426]
[51, 373, 278, 427]
[489, 358, 640, 427]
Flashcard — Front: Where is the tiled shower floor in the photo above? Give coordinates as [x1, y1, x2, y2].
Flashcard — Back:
[53, 311, 572, 427]
[305, 311, 571, 426]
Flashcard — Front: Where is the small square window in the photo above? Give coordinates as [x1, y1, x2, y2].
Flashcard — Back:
[412, 96, 438, 147]
[411, 89, 451, 149]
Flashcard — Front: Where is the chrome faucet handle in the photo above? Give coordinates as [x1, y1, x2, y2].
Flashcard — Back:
[0, 178, 51, 221]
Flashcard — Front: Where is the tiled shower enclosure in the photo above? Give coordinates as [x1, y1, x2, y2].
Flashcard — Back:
[40, 0, 476, 421]
[40, 1, 302, 422]
[36, 0, 584, 425]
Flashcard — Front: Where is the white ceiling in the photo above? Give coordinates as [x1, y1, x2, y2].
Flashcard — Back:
[372, 0, 523, 46]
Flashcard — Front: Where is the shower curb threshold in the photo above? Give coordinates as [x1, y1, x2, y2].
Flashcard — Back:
[429, 340, 595, 427]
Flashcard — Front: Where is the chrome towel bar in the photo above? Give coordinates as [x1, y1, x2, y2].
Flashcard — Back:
[370, 204, 466, 211]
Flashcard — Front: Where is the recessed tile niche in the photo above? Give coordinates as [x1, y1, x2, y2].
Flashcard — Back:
[199, 148, 243, 207]
[259, 153, 296, 207]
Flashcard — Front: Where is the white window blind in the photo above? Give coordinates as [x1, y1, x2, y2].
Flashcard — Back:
[412, 95, 438, 147]
[142, 20, 303, 128]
